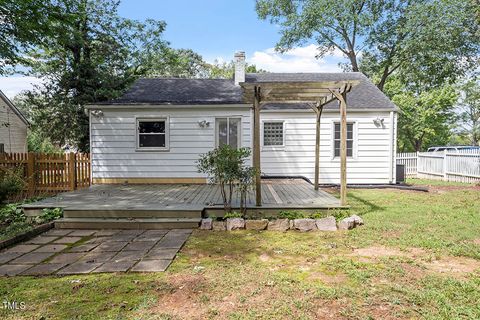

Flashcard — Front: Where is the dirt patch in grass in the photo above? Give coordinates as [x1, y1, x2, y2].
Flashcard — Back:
[309, 271, 347, 285]
[151, 274, 208, 319]
[351, 246, 407, 259]
[350, 246, 480, 279]
[424, 256, 480, 275]
[314, 299, 349, 319]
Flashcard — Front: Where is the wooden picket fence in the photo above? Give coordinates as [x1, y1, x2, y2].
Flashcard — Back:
[0, 152, 91, 195]
[397, 150, 480, 183]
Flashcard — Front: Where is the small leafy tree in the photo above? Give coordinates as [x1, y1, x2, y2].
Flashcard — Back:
[197, 145, 255, 213]
[238, 166, 256, 214]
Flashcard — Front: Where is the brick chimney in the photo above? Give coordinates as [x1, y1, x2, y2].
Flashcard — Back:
[234, 51, 246, 85]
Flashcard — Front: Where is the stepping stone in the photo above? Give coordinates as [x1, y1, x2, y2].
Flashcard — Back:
[21, 263, 68, 276]
[0, 264, 32, 276]
[26, 236, 59, 244]
[85, 237, 109, 244]
[0, 252, 23, 264]
[117, 230, 144, 236]
[10, 252, 54, 264]
[93, 241, 128, 252]
[68, 230, 96, 237]
[68, 243, 99, 253]
[139, 230, 169, 237]
[44, 229, 72, 236]
[145, 248, 179, 260]
[155, 237, 187, 249]
[92, 260, 137, 273]
[34, 244, 67, 253]
[6, 244, 40, 253]
[57, 261, 102, 275]
[93, 230, 121, 236]
[80, 251, 117, 263]
[49, 253, 85, 264]
[133, 230, 167, 241]
[52, 237, 83, 244]
[131, 259, 171, 272]
[107, 235, 138, 242]
[169, 229, 193, 234]
[111, 251, 145, 262]
[122, 241, 156, 252]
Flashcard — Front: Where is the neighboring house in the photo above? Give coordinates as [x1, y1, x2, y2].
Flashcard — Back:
[87, 52, 398, 185]
[0, 90, 29, 153]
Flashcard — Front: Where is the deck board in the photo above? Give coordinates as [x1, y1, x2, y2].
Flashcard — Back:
[22, 179, 343, 211]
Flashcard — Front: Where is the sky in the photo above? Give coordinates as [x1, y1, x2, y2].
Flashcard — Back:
[0, 0, 345, 99]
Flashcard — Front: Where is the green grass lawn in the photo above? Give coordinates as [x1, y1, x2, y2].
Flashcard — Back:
[1, 183, 479, 319]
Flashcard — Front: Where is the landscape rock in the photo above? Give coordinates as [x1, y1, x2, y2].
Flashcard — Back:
[293, 219, 317, 232]
[315, 216, 338, 231]
[226, 218, 245, 231]
[267, 219, 290, 232]
[212, 221, 226, 231]
[350, 215, 364, 226]
[245, 219, 268, 230]
[338, 215, 364, 230]
[200, 218, 212, 230]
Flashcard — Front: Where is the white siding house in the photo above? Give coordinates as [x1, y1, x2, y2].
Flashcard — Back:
[0, 90, 29, 153]
[88, 54, 398, 185]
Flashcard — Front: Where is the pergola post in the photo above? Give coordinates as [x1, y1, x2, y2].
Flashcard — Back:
[314, 103, 324, 190]
[253, 86, 262, 206]
[339, 92, 348, 205]
[330, 89, 348, 206]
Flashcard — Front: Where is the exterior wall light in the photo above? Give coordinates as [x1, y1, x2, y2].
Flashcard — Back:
[198, 120, 210, 127]
[373, 117, 384, 127]
[91, 109, 104, 118]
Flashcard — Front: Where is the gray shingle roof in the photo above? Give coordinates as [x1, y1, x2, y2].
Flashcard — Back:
[100, 72, 397, 111]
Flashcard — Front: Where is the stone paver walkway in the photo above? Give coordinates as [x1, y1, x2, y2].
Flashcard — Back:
[0, 229, 191, 276]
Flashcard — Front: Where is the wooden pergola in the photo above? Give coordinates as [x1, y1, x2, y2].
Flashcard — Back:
[240, 80, 360, 206]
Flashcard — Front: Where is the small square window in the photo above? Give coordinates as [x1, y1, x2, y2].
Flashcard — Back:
[137, 119, 169, 150]
[263, 122, 284, 146]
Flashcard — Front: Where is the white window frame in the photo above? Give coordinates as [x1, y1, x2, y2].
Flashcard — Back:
[331, 120, 357, 160]
[135, 116, 170, 151]
[261, 120, 285, 150]
[215, 117, 242, 148]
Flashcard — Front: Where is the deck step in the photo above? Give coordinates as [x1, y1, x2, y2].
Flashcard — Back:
[63, 208, 202, 219]
[55, 217, 201, 229]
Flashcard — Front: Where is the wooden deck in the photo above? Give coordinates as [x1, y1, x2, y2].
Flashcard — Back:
[22, 179, 343, 216]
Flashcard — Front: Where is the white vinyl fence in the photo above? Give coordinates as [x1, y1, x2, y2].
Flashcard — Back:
[396, 152, 418, 177]
[397, 150, 480, 183]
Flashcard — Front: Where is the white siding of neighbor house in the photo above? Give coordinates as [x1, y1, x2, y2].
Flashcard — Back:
[260, 111, 396, 184]
[90, 106, 252, 179]
[0, 98, 28, 153]
[90, 106, 396, 184]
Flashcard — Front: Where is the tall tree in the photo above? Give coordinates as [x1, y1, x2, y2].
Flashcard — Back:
[25, 0, 170, 151]
[0, 0, 70, 74]
[256, 0, 480, 91]
[457, 79, 480, 146]
[385, 78, 458, 151]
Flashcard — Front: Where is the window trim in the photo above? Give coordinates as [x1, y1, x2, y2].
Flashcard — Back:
[135, 116, 170, 152]
[331, 120, 357, 160]
[261, 120, 285, 150]
[215, 116, 242, 148]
